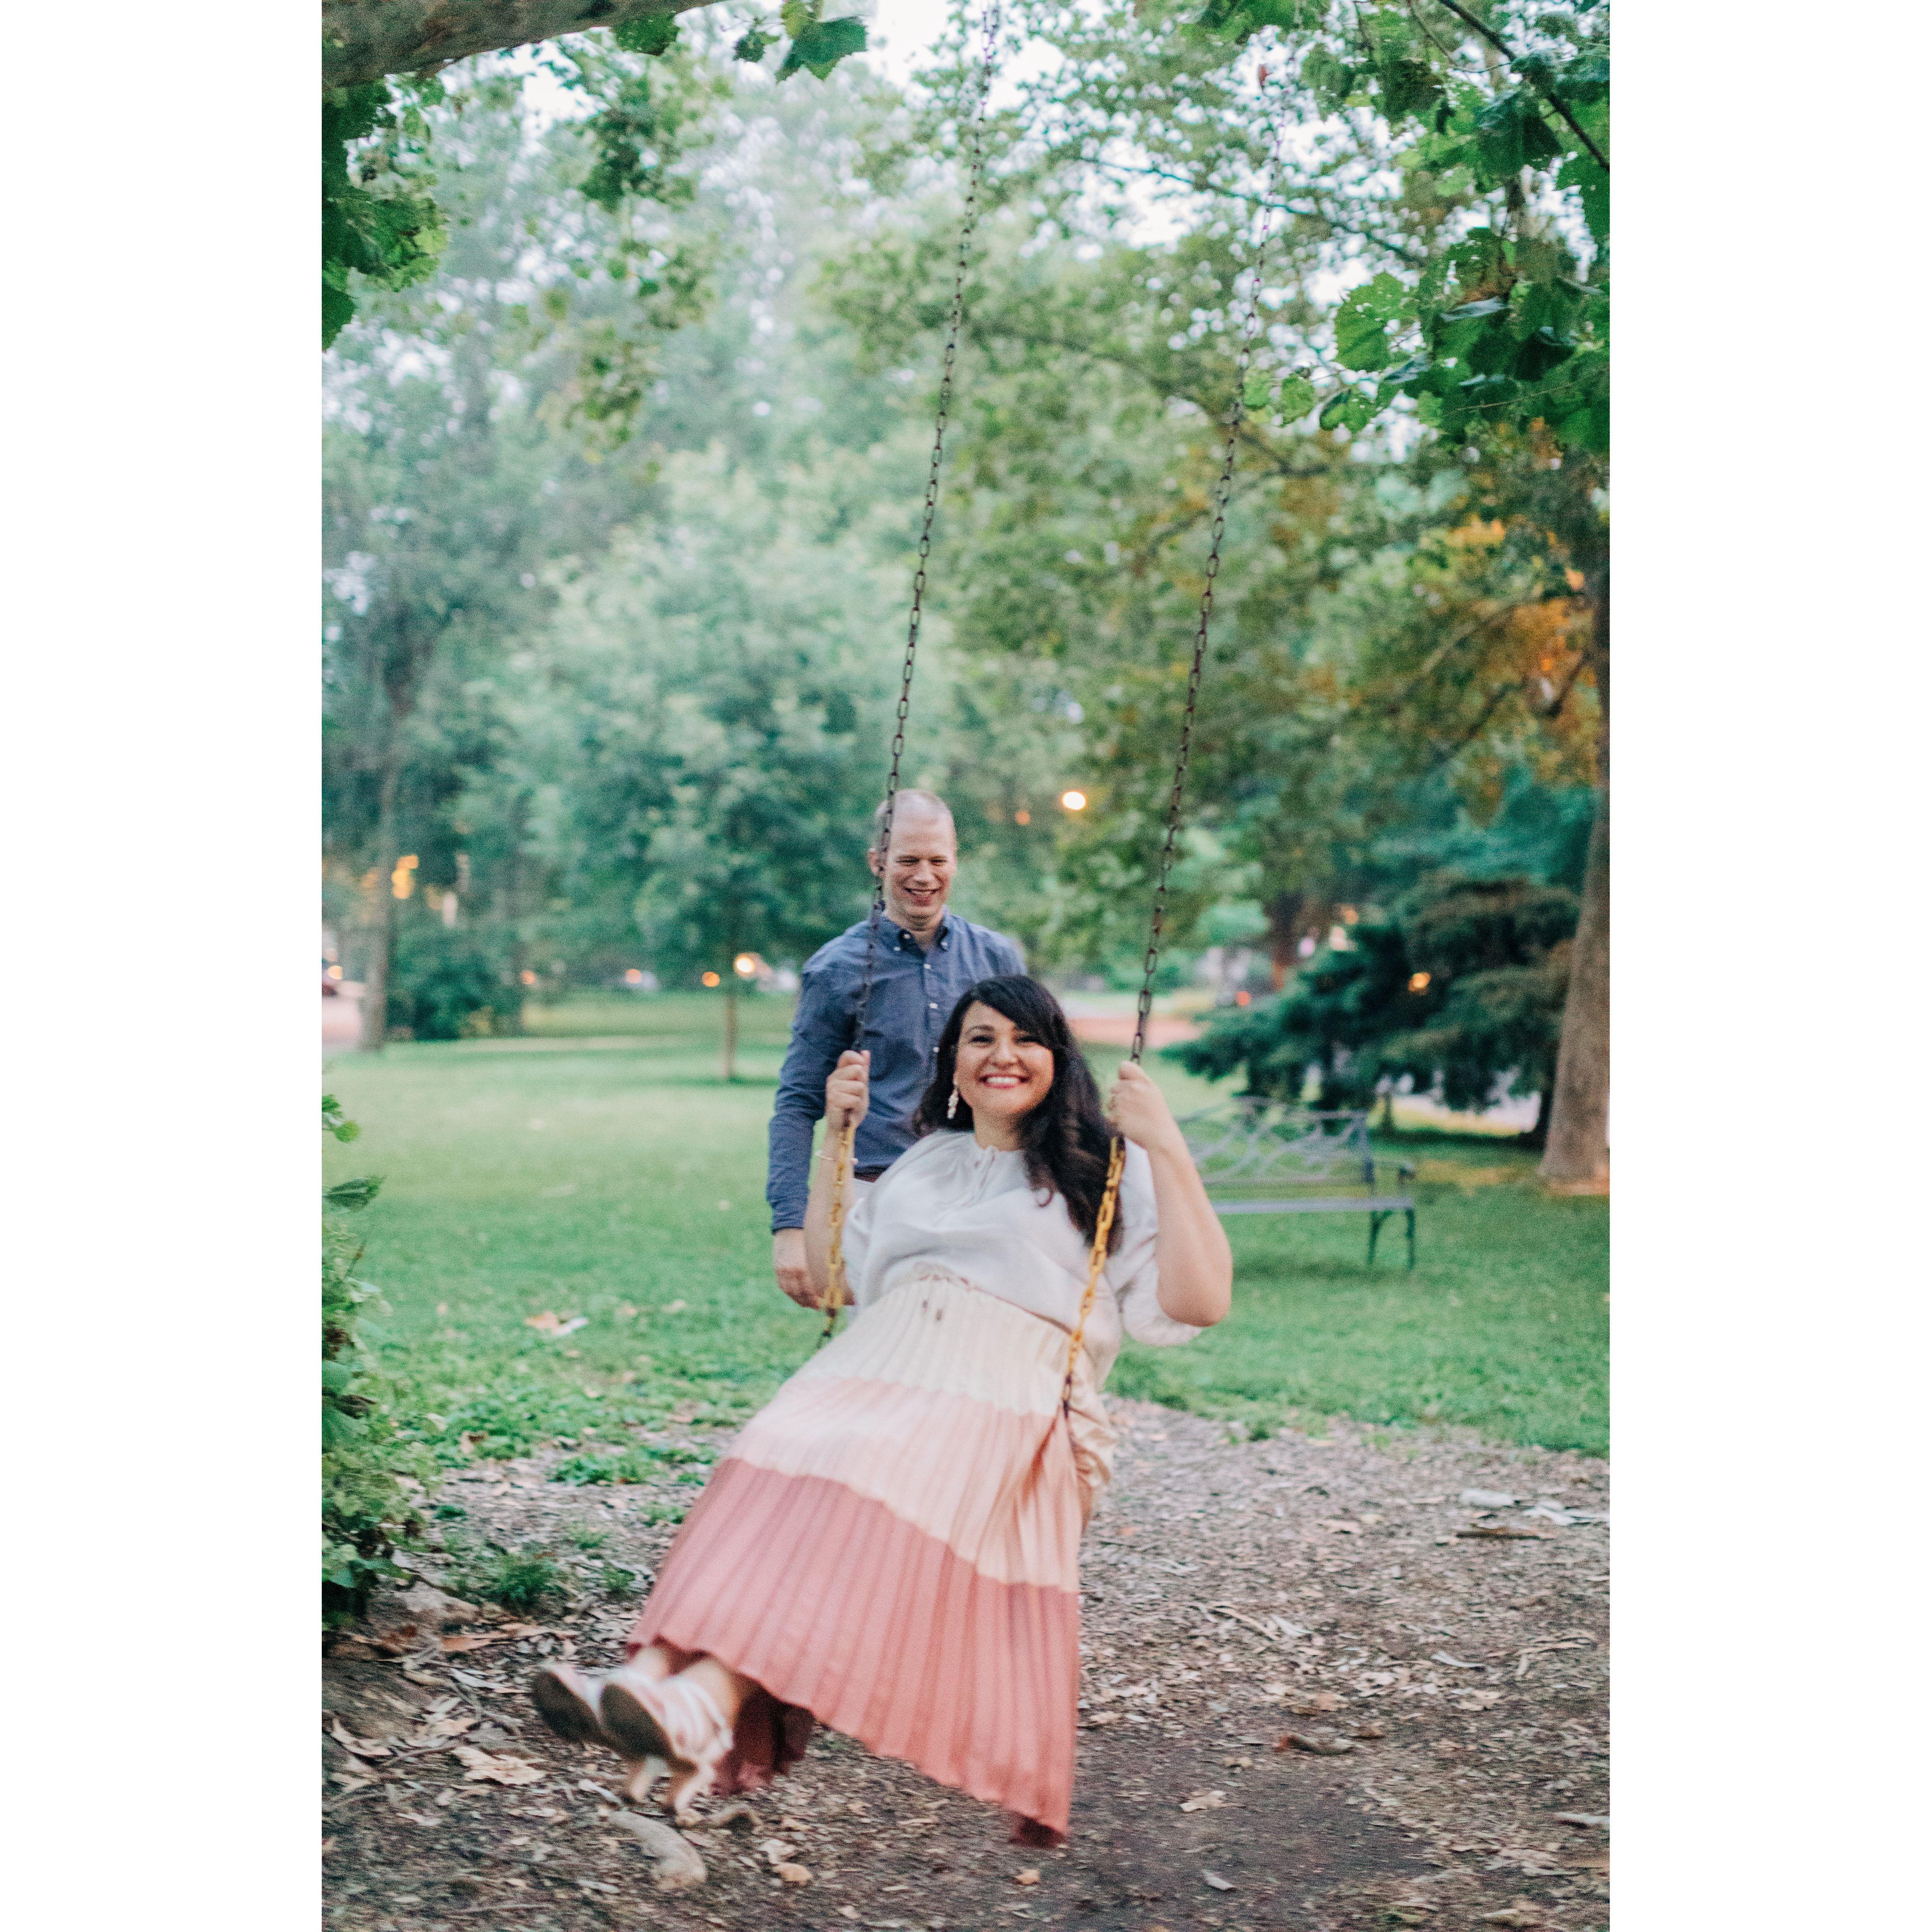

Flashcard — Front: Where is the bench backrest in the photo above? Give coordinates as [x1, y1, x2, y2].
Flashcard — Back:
[1179, 1100, 1379, 1199]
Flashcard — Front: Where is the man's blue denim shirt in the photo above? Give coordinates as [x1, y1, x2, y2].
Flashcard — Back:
[766, 913, 1024, 1230]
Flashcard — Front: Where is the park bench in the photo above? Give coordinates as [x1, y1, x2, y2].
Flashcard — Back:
[1179, 1099, 1417, 1268]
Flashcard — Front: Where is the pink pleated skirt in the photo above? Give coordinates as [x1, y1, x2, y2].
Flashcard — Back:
[625, 1268, 1116, 1843]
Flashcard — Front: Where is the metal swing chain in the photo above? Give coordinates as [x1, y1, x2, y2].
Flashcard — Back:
[1062, 70, 1292, 1410]
[822, 0, 1007, 1341]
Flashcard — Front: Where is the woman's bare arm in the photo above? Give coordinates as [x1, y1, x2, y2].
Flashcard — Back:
[1107, 1061, 1233, 1328]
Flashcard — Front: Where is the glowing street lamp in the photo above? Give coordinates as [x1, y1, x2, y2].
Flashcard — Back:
[1060, 789, 1087, 812]
[701, 970, 721, 988]
[733, 953, 759, 979]
[1407, 971, 1431, 993]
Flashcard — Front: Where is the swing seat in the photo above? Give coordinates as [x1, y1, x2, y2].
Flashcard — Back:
[1180, 1100, 1418, 1268]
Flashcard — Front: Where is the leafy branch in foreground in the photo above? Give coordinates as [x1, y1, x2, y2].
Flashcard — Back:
[1202, 0, 1608, 452]
[323, 8, 870, 344]
[322, 1095, 434, 1624]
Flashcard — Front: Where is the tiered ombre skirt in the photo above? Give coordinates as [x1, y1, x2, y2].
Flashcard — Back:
[625, 1268, 1117, 1843]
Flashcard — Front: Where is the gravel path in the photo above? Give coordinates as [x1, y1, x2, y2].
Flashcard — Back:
[325, 1401, 1607, 1932]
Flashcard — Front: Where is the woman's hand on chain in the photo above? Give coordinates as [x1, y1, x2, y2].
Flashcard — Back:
[825, 1050, 870, 1133]
[1106, 1061, 1188, 1159]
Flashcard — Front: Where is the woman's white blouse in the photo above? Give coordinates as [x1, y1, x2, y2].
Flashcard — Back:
[839, 1129, 1204, 1384]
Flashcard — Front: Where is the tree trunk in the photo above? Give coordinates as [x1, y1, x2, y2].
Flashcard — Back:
[324, 0, 709, 90]
[1539, 571, 1609, 1187]
[359, 743, 402, 1052]
[722, 969, 738, 1084]
[1265, 891, 1306, 991]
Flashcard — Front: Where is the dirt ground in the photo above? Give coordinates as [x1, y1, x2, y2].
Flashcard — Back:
[324, 1401, 1607, 1932]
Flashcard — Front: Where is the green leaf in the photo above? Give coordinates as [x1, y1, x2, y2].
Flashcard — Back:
[1241, 371, 1272, 409]
[734, 27, 773, 61]
[1301, 47, 1357, 117]
[1334, 272, 1407, 372]
[1275, 373, 1317, 418]
[778, 16, 868, 81]
[1512, 327, 1573, 382]
[1374, 56, 1442, 125]
[613, 15, 680, 57]
[1190, 0, 1319, 41]
[322, 1405, 368, 1447]
[325, 1175, 383, 1212]
[1558, 152, 1609, 246]
[1469, 90, 1564, 185]
[1320, 386, 1380, 434]
[321, 1360, 356, 1397]
[1438, 296, 1507, 326]
[1513, 278, 1583, 340]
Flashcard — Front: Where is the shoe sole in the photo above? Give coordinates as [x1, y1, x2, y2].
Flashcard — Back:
[530, 1665, 604, 1746]
[599, 1680, 678, 1764]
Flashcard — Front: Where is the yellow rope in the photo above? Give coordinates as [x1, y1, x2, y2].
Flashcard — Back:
[820, 1120, 857, 1342]
[1062, 1136, 1126, 1412]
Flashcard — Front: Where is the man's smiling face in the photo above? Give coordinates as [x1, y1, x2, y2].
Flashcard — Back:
[870, 802, 957, 939]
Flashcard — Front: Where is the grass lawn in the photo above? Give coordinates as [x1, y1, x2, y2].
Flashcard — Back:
[324, 993, 1606, 1463]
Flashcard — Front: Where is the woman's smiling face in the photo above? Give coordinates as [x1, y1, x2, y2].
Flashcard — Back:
[953, 1001, 1057, 1130]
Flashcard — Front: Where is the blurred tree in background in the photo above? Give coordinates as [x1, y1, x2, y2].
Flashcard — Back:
[1172, 870, 1576, 1138]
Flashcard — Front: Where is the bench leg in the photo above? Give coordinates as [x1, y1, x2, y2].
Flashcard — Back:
[1367, 1211, 1385, 1267]
[1405, 1208, 1416, 1271]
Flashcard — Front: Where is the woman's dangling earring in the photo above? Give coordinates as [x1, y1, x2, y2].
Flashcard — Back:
[946, 1084, 960, 1121]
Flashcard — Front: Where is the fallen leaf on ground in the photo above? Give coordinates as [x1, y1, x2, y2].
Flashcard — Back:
[453, 1746, 544, 1786]
[1349, 1721, 1388, 1740]
[606, 1811, 707, 1891]
[1454, 1689, 1505, 1711]
[1202, 1869, 1235, 1891]
[1552, 1811, 1609, 1828]
[1457, 1525, 1549, 1541]
[1179, 1790, 1228, 1812]
[328, 1721, 393, 1760]
[441, 1623, 545, 1653]
[1317, 1519, 1362, 1534]
[1281, 1689, 1343, 1715]
[776, 1863, 812, 1886]
[1460, 1489, 1517, 1508]
[1013, 1868, 1040, 1886]
[759, 1840, 797, 1865]
[1276, 1731, 1355, 1756]
[1085, 1710, 1121, 1726]
[414, 1714, 477, 1742]
[1476, 1904, 1546, 1927]
[709, 1801, 757, 1832]
[1431, 1651, 1486, 1670]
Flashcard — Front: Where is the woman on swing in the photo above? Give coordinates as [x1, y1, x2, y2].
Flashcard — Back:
[531, 973, 1232, 1845]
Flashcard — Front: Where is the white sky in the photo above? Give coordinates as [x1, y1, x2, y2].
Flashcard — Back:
[859, 0, 956, 84]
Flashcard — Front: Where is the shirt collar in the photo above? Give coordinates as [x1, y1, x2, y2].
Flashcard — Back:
[887, 913, 952, 950]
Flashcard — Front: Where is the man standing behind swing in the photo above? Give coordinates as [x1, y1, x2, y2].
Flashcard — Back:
[769, 790, 1023, 1305]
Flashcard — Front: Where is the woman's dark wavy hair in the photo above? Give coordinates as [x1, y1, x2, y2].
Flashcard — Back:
[911, 975, 1120, 1253]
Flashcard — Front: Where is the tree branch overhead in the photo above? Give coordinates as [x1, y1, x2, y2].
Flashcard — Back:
[323, 0, 708, 90]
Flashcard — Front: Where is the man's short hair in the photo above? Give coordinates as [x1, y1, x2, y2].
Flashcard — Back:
[870, 788, 955, 853]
